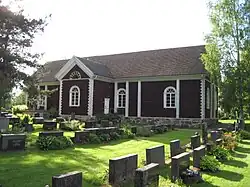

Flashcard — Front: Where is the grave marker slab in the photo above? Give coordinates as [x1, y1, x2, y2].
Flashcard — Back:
[52, 171, 82, 187]
[191, 135, 201, 149]
[216, 139, 223, 146]
[39, 131, 64, 137]
[0, 134, 26, 151]
[171, 152, 190, 181]
[33, 117, 44, 124]
[134, 163, 159, 187]
[206, 143, 213, 152]
[193, 145, 206, 168]
[109, 154, 138, 186]
[211, 131, 218, 142]
[43, 120, 57, 130]
[0, 117, 9, 131]
[74, 131, 90, 143]
[146, 145, 165, 167]
[201, 122, 208, 144]
[170, 139, 181, 157]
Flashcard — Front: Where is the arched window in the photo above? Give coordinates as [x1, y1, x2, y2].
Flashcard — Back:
[163, 87, 176, 108]
[117, 88, 126, 108]
[69, 71, 81, 79]
[206, 87, 210, 109]
[69, 86, 80, 107]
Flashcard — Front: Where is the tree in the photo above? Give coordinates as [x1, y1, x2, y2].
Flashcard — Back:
[0, 0, 50, 108]
[203, 0, 250, 128]
[12, 91, 26, 106]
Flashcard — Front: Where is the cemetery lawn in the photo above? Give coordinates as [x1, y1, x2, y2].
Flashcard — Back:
[219, 119, 250, 124]
[0, 129, 196, 187]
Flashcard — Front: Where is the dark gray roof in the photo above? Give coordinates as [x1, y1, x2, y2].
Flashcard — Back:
[35, 45, 206, 82]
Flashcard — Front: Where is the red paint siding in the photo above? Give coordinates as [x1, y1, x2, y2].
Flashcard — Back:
[93, 80, 114, 115]
[129, 82, 137, 116]
[63, 65, 89, 79]
[141, 81, 176, 117]
[47, 85, 59, 111]
[180, 80, 201, 118]
[62, 79, 89, 115]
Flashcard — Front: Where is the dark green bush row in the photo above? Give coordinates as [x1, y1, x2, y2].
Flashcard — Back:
[60, 120, 81, 131]
[36, 136, 74, 150]
[200, 155, 220, 172]
[239, 130, 250, 140]
[208, 146, 231, 161]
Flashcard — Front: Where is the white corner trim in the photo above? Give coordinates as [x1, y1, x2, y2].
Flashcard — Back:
[125, 81, 129, 117]
[213, 84, 217, 118]
[59, 80, 63, 115]
[87, 79, 94, 116]
[114, 82, 118, 113]
[200, 79, 205, 119]
[44, 85, 48, 111]
[137, 81, 141, 117]
[176, 79, 180, 118]
[37, 85, 40, 110]
[55, 56, 95, 80]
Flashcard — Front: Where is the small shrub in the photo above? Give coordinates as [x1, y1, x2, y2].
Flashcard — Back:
[200, 155, 220, 172]
[121, 127, 135, 139]
[36, 136, 73, 150]
[99, 134, 111, 142]
[223, 132, 238, 150]
[209, 146, 231, 161]
[47, 107, 58, 118]
[17, 114, 32, 125]
[12, 105, 28, 115]
[88, 133, 101, 144]
[60, 120, 81, 131]
[239, 130, 250, 140]
[110, 132, 121, 140]
[137, 126, 153, 137]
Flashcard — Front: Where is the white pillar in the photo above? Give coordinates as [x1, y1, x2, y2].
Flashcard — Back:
[200, 79, 205, 119]
[44, 85, 48, 111]
[214, 84, 217, 118]
[137, 81, 141, 117]
[114, 82, 118, 113]
[59, 80, 63, 116]
[125, 81, 129, 117]
[37, 85, 40, 110]
[176, 79, 180, 118]
[88, 79, 94, 117]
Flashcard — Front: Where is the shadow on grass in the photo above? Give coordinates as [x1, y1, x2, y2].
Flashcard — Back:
[231, 151, 247, 158]
[206, 169, 244, 181]
[235, 146, 250, 154]
[240, 141, 250, 145]
[223, 159, 248, 168]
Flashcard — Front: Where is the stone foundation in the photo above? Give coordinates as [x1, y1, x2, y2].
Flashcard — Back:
[123, 117, 218, 129]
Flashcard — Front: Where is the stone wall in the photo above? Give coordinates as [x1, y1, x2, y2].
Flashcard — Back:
[123, 117, 218, 129]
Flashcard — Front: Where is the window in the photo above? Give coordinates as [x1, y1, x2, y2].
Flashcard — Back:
[117, 88, 126, 108]
[163, 87, 176, 108]
[39, 95, 45, 107]
[69, 71, 81, 79]
[206, 87, 210, 109]
[69, 86, 80, 107]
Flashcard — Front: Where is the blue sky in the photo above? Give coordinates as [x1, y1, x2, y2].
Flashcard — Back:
[5, 0, 211, 75]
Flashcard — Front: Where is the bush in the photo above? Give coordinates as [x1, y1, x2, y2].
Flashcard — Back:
[200, 155, 220, 172]
[99, 134, 111, 142]
[209, 146, 231, 161]
[223, 132, 238, 150]
[88, 133, 101, 144]
[110, 132, 121, 140]
[239, 130, 250, 140]
[60, 120, 81, 131]
[121, 126, 135, 139]
[47, 107, 58, 118]
[17, 114, 32, 125]
[36, 136, 74, 150]
[12, 105, 28, 115]
[136, 126, 153, 137]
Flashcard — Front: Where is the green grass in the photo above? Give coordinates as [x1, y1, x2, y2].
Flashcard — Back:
[219, 119, 250, 124]
[0, 129, 197, 187]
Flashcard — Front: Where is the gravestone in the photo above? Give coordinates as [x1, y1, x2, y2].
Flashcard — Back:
[84, 120, 96, 128]
[191, 135, 201, 149]
[193, 145, 206, 168]
[109, 154, 138, 186]
[56, 117, 65, 123]
[211, 131, 218, 142]
[70, 113, 75, 120]
[206, 143, 213, 152]
[170, 139, 181, 158]
[74, 131, 90, 143]
[24, 124, 34, 132]
[33, 117, 44, 124]
[171, 152, 190, 181]
[146, 145, 165, 167]
[43, 120, 57, 130]
[8, 117, 20, 125]
[134, 163, 159, 187]
[216, 139, 223, 146]
[0, 134, 26, 151]
[52, 171, 82, 187]
[201, 122, 208, 144]
[39, 131, 64, 137]
[0, 117, 9, 131]
[0, 112, 8, 117]
[217, 128, 224, 138]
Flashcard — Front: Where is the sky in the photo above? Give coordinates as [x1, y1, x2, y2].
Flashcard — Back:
[5, 0, 211, 66]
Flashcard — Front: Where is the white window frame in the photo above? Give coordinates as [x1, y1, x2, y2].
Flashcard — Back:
[69, 86, 80, 107]
[206, 87, 210, 109]
[163, 86, 176, 108]
[117, 88, 126, 108]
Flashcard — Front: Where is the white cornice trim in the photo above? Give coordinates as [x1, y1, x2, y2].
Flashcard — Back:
[44, 85, 48, 111]
[200, 79, 205, 119]
[114, 82, 118, 113]
[176, 79, 180, 118]
[55, 56, 95, 80]
[125, 81, 129, 117]
[59, 80, 63, 115]
[87, 79, 94, 117]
